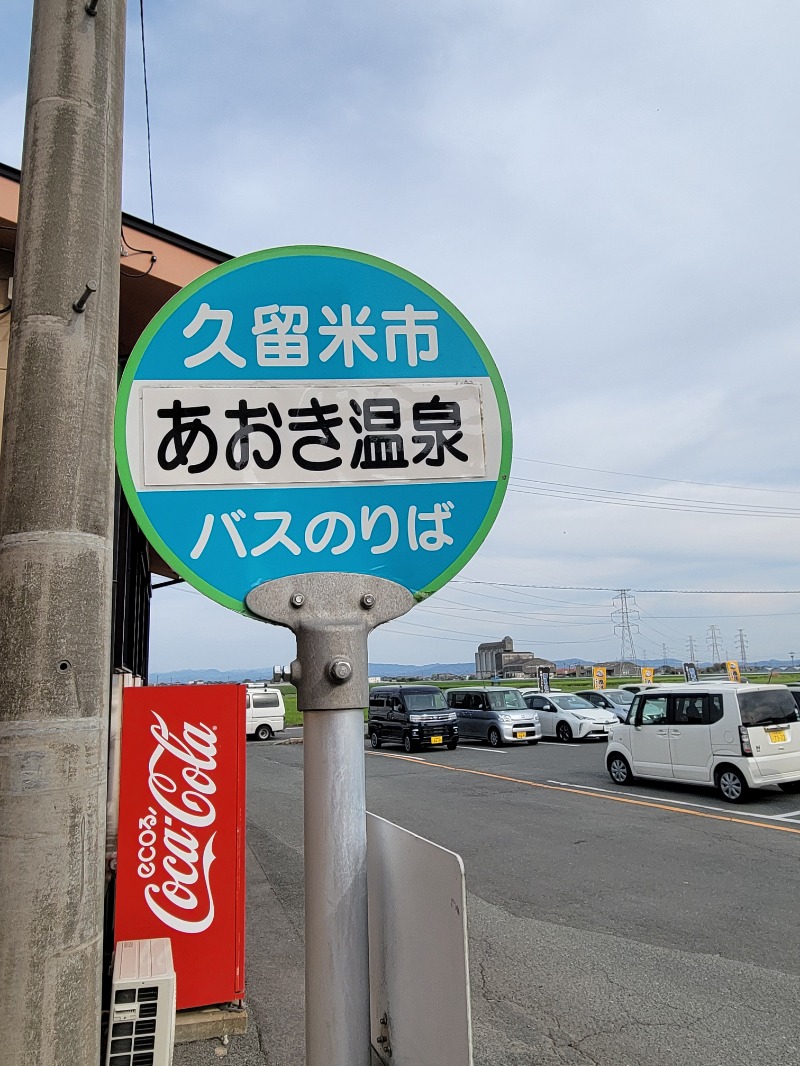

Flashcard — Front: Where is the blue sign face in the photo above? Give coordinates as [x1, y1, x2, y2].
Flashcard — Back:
[115, 246, 511, 614]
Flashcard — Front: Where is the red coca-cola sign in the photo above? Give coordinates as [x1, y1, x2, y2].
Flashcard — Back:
[115, 685, 246, 1010]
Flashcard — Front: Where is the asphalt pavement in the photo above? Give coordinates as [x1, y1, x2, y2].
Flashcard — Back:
[176, 731, 800, 1065]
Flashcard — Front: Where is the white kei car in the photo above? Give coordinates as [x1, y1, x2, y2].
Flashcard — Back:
[520, 691, 618, 742]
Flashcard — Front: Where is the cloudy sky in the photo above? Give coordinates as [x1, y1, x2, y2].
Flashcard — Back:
[4, 1, 800, 670]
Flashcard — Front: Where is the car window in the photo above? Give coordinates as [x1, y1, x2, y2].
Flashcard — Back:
[607, 691, 634, 706]
[527, 696, 548, 710]
[673, 695, 705, 725]
[738, 690, 800, 727]
[404, 692, 447, 711]
[488, 690, 526, 709]
[550, 695, 594, 710]
[251, 692, 280, 709]
[638, 696, 667, 725]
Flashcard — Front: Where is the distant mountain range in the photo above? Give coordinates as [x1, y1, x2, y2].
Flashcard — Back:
[150, 657, 795, 684]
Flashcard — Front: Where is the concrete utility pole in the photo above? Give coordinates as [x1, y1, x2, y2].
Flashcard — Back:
[0, 2, 126, 1063]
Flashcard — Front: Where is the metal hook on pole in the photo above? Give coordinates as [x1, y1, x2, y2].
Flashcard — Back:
[73, 281, 97, 314]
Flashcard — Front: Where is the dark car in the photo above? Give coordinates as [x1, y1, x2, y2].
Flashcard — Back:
[368, 685, 459, 753]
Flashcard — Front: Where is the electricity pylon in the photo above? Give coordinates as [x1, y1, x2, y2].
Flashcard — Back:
[612, 590, 639, 675]
[707, 625, 723, 664]
[735, 629, 748, 669]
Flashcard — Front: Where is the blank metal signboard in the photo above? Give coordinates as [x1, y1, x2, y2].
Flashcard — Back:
[367, 813, 472, 1066]
[114, 245, 510, 610]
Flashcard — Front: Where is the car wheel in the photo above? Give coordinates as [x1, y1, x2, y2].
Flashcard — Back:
[556, 721, 573, 743]
[487, 726, 502, 747]
[778, 780, 800, 793]
[403, 733, 415, 754]
[369, 730, 381, 749]
[527, 739, 539, 745]
[607, 754, 632, 785]
[716, 766, 749, 803]
[447, 739, 459, 750]
[255, 724, 273, 741]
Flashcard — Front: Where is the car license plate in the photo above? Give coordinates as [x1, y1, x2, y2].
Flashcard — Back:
[514, 731, 526, 739]
[768, 730, 787, 743]
[430, 736, 443, 744]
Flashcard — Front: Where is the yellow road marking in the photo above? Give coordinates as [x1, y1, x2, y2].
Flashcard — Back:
[367, 751, 800, 837]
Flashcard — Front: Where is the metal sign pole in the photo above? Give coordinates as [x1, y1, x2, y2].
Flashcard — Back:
[248, 574, 413, 1066]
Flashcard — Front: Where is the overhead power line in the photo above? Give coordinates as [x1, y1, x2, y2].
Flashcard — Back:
[512, 455, 800, 498]
[453, 580, 800, 594]
[509, 478, 800, 518]
[139, 0, 155, 222]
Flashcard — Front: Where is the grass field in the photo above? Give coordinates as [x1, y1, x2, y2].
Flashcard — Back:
[279, 671, 797, 727]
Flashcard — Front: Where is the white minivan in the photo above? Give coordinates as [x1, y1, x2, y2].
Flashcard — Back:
[606, 683, 800, 802]
[246, 685, 286, 741]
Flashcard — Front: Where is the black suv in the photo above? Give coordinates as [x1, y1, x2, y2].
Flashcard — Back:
[368, 685, 459, 752]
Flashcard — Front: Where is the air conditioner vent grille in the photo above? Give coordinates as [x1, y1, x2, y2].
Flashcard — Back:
[106, 939, 174, 1066]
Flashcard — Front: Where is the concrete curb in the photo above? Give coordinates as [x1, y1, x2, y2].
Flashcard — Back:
[175, 1005, 248, 1044]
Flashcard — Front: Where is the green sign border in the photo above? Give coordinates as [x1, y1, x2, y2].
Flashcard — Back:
[115, 245, 512, 615]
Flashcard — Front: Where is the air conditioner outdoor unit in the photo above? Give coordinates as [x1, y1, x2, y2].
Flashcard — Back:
[106, 938, 176, 1066]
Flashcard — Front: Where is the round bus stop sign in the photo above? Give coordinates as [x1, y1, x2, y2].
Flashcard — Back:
[115, 246, 511, 614]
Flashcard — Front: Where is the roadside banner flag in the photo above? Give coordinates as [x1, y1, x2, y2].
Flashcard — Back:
[726, 660, 741, 683]
[641, 667, 654, 684]
[593, 666, 607, 690]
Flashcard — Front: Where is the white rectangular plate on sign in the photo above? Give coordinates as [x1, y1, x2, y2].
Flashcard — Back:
[367, 813, 473, 1066]
[135, 378, 492, 489]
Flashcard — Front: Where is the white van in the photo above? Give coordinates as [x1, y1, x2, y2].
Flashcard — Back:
[606, 683, 800, 803]
[246, 686, 286, 741]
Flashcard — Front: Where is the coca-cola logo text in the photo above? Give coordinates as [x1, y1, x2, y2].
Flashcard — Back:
[136, 711, 219, 934]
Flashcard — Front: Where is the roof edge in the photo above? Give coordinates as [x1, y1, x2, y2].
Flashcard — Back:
[1, 160, 232, 264]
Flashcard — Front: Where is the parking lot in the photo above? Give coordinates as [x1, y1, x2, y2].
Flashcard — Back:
[239, 733, 800, 1065]
[373, 731, 800, 832]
